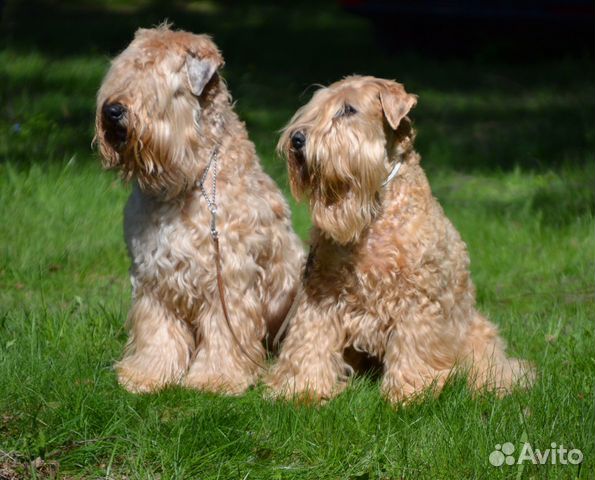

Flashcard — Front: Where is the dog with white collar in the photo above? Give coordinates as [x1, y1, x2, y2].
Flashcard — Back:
[267, 76, 534, 403]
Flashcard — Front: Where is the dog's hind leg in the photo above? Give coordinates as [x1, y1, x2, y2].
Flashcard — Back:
[381, 299, 459, 404]
[462, 313, 535, 395]
[381, 335, 453, 404]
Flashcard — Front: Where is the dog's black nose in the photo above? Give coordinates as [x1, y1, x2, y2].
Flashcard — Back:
[291, 131, 306, 150]
[102, 102, 126, 123]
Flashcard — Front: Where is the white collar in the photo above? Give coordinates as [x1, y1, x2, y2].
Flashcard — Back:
[381, 161, 402, 188]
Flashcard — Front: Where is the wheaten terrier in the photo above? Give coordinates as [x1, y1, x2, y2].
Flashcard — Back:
[268, 76, 534, 403]
[95, 25, 303, 394]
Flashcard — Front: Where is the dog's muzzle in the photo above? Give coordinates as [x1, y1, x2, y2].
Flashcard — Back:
[290, 131, 307, 169]
[288, 131, 310, 184]
[291, 131, 306, 151]
[102, 102, 128, 148]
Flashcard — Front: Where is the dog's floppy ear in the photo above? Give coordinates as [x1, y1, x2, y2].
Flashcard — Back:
[185, 34, 224, 96]
[186, 54, 222, 96]
[379, 81, 417, 130]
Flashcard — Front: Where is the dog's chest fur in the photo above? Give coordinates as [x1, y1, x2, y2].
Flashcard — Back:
[123, 184, 215, 317]
[306, 163, 469, 356]
[123, 169, 289, 321]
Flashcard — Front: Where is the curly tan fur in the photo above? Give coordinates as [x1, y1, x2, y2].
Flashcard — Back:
[95, 25, 303, 394]
[267, 76, 534, 403]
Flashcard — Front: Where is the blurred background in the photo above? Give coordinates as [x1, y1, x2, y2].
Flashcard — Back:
[1, 0, 593, 174]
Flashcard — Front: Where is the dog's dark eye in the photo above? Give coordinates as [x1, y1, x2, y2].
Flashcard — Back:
[342, 104, 357, 116]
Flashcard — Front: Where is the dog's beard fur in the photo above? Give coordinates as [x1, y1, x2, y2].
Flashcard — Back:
[96, 95, 203, 199]
[279, 108, 389, 248]
[291, 122, 387, 245]
[130, 102, 201, 199]
[279, 77, 416, 245]
[95, 26, 223, 200]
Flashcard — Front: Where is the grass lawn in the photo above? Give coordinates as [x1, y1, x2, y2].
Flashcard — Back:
[1, 2, 593, 479]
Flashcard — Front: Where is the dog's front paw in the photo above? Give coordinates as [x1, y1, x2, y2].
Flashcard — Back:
[115, 362, 172, 394]
[265, 371, 345, 404]
[184, 363, 257, 395]
[183, 372, 250, 395]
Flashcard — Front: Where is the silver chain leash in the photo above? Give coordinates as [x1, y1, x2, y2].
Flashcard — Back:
[198, 147, 219, 240]
[198, 113, 225, 240]
[194, 121, 265, 370]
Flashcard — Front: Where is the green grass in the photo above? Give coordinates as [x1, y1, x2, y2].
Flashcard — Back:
[1, 2, 594, 479]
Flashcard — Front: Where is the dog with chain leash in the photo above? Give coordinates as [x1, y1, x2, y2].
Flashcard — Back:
[95, 25, 303, 394]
